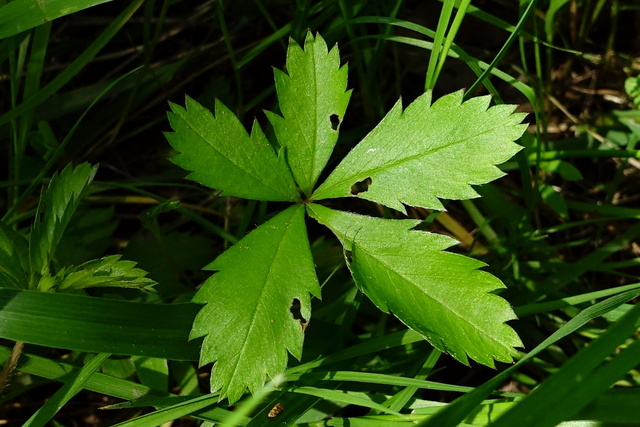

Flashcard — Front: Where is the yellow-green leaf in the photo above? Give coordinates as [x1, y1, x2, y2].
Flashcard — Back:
[166, 97, 299, 202]
[189, 205, 320, 403]
[265, 32, 351, 196]
[308, 204, 522, 367]
[313, 90, 526, 213]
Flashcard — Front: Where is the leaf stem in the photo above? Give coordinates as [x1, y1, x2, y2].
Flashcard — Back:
[0, 341, 24, 394]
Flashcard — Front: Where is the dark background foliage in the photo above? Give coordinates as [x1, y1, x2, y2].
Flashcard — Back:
[2, 0, 640, 425]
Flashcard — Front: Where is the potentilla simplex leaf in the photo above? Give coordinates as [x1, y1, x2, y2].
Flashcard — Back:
[313, 90, 526, 213]
[166, 30, 525, 403]
[166, 97, 299, 202]
[189, 206, 319, 403]
[308, 204, 523, 367]
[265, 32, 351, 196]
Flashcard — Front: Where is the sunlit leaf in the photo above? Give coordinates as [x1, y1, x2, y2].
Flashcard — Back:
[313, 90, 526, 213]
[166, 97, 299, 202]
[29, 163, 97, 289]
[308, 204, 522, 366]
[265, 32, 351, 196]
[190, 205, 320, 403]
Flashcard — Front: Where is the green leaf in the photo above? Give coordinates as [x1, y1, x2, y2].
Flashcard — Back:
[165, 97, 299, 202]
[289, 386, 404, 417]
[189, 205, 320, 403]
[29, 163, 97, 289]
[265, 32, 351, 196]
[422, 289, 640, 427]
[24, 352, 110, 427]
[487, 303, 640, 427]
[625, 74, 640, 108]
[0, 221, 29, 289]
[307, 204, 522, 367]
[0, 0, 110, 39]
[0, 288, 201, 360]
[312, 90, 526, 213]
[539, 160, 583, 181]
[132, 356, 169, 392]
[55, 255, 156, 291]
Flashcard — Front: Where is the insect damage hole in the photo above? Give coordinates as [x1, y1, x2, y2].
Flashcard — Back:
[350, 177, 372, 195]
[344, 249, 353, 264]
[290, 298, 309, 333]
[330, 114, 340, 130]
[290, 298, 306, 322]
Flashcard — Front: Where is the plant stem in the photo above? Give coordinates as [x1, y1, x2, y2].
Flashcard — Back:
[0, 341, 24, 393]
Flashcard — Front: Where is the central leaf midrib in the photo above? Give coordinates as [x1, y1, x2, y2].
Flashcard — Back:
[288, 45, 321, 191]
[228, 208, 300, 385]
[355, 242, 505, 347]
[317, 117, 499, 197]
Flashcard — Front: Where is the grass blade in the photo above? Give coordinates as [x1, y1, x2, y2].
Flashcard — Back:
[23, 353, 110, 427]
[0, 0, 110, 39]
[111, 394, 224, 427]
[290, 386, 405, 417]
[464, 0, 538, 98]
[490, 303, 640, 427]
[424, 0, 455, 90]
[0, 288, 201, 360]
[0, 0, 144, 127]
[0, 346, 150, 400]
[420, 288, 640, 427]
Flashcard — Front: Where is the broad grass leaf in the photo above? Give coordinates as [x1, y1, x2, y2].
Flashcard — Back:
[29, 163, 97, 287]
[166, 97, 299, 202]
[0, 288, 200, 360]
[265, 32, 351, 196]
[308, 204, 522, 367]
[0, 0, 110, 39]
[312, 90, 526, 213]
[189, 205, 320, 403]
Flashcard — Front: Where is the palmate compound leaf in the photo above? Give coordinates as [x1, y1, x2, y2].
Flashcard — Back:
[312, 90, 527, 213]
[189, 205, 320, 403]
[265, 32, 351, 196]
[307, 204, 523, 367]
[165, 96, 299, 202]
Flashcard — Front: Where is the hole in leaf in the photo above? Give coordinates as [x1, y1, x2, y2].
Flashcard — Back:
[290, 298, 306, 323]
[350, 177, 372, 195]
[330, 114, 340, 130]
[344, 249, 353, 264]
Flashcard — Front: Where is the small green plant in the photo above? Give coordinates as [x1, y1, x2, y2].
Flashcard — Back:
[165, 31, 527, 403]
[1, 163, 155, 294]
[0, 163, 155, 398]
[625, 74, 640, 108]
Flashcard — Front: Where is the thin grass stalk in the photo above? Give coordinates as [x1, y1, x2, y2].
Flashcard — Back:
[432, 0, 472, 86]
[464, 0, 539, 99]
[425, 0, 455, 90]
